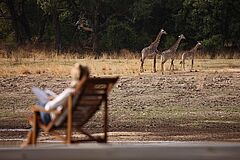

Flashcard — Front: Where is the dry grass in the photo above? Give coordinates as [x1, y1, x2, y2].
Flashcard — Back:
[0, 58, 141, 77]
[1, 57, 240, 77]
[0, 49, 240, 77]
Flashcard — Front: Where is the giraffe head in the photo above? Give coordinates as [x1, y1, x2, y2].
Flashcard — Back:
[160, 29, 167, 35]
[196, 41, 202, 49]
[197, 41, 202, 46]
[178, 34, 186, 40]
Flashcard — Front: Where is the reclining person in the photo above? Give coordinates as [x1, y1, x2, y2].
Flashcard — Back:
[22, 63, 89, 146]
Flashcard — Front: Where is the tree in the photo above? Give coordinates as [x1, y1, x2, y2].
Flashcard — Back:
[175, 0, 240, 52]
[0, 0, 239, 53]
[1, 0, 32, 43]
[37, 0, 69, 53]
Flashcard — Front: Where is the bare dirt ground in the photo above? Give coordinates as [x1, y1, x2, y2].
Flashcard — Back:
[0, 70, 240, 145]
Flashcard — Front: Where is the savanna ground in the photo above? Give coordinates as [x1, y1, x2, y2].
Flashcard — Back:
[0, 55, 240, 146]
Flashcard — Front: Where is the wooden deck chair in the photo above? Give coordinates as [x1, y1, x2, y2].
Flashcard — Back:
[22, 76, 119, 146]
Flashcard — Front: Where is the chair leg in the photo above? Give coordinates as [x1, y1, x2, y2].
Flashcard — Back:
[66, 95, 73, 144]
[66, 123, 72, 144]
[21, 131, 33, 147]
[32, 112, 37, 145]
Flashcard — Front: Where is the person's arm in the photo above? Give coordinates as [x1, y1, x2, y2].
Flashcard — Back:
[44, 89, 57, 98]
[45, 88, 75, 111]
[44, 89, 57, 100]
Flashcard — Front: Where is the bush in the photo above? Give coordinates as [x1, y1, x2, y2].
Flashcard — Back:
[202, 34, 223, 51]
[101, 21, 137, 51]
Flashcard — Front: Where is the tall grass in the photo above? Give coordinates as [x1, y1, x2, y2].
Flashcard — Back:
[0, 48, 240, 77]
[1, 45, 239, 59]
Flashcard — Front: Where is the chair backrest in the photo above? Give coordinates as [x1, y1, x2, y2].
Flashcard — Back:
[70, 77, 119, 127]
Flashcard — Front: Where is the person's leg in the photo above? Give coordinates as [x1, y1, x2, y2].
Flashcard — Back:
[36, 101, 51, 125]
[32, 87, 51, 124]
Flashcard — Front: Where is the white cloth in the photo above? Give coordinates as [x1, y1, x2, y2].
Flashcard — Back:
[45, 87, 75, 126]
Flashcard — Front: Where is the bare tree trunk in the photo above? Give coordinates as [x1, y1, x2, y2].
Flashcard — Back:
[92, 3, 99, 55]
[52, 8, 61, 53]
[5, 0, 22, 43]
[38, 15, 47, 41]
[18, 0, 31, 42]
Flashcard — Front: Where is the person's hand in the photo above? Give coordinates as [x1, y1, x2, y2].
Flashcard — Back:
[48, 96, 54, 101]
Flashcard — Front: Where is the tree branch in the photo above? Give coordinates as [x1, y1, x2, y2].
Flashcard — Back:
[76, 19, 93, 32]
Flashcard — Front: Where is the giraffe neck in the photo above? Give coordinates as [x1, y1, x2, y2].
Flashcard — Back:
[150, 32, 163, 50]
[190, 44, 200, 52]
[170, 37, 182, 52]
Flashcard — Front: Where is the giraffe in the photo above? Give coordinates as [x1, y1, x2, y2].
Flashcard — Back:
[160, 34, 185, 74]
[180, 42, 202, 71]
[140, 29, 167, 73]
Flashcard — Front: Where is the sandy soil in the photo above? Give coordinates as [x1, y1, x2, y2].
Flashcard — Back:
[0, 70, 240, 145]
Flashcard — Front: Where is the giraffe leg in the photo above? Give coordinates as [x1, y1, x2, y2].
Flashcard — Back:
[161, 62, 164, 75]
[172, 59, 175, 71]
[161, 61, 166, 75]
[182, 59, 185, 71]
[170, 59, 174, 71]
[191, 58, 194, 71]
[153, 55, 157, 73]
[140, 58, 144, 73]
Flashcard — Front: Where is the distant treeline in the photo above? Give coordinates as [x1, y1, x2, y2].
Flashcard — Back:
[0, 0, 239, 55]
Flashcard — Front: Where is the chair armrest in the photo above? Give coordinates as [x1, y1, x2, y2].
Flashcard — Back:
[31, 105, 46, 112]
[31, 105, 61, 114]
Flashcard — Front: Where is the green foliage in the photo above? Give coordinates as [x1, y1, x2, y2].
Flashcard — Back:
[37, 0, 52, 14]
[132, 0, 154, 21]
[0, 3, 11, 40]
[135, 31, 152, 50]
[101, 21, 137, 51]
[0, 19, 11, 40]
[163, 35, 176, 50]
[202, 34, 223, 51]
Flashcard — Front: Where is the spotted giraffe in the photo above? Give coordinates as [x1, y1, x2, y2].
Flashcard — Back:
[140, 29, 167, 73]
[180, 42, 202, 71]
[160, 34, 185, 74]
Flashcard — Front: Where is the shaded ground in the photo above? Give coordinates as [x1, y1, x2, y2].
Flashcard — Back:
[0, 70, 240, 145]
